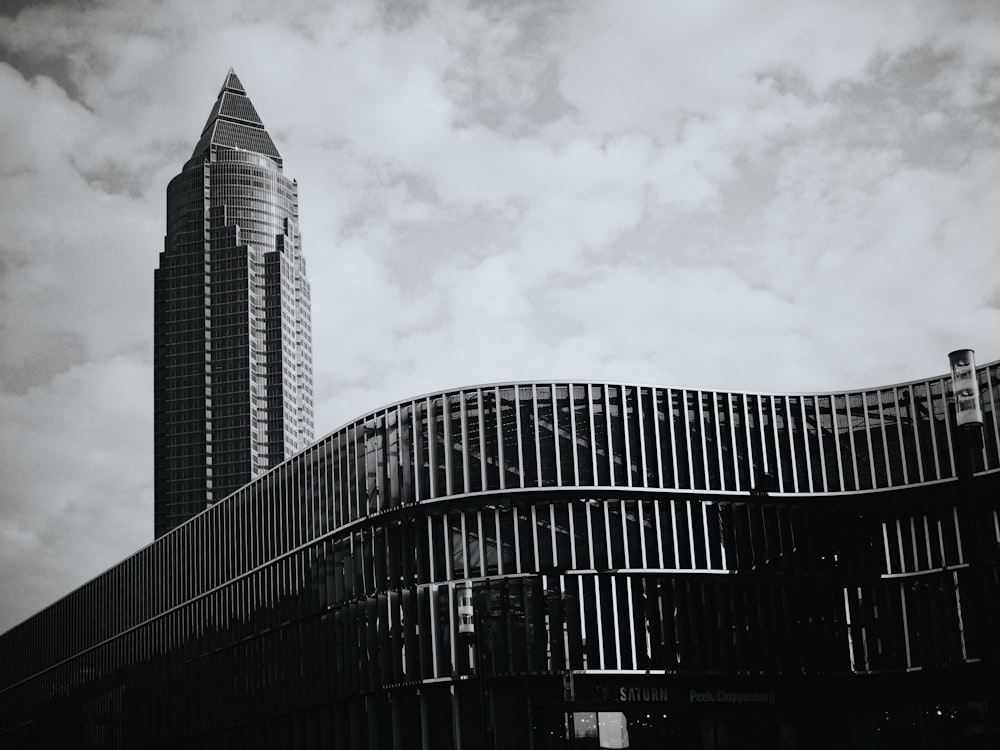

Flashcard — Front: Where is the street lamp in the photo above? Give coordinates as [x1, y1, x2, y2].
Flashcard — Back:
[457, 581, 475, 636]
[949, 349, 984, 429]
[948, 349, 997, 739]
[456, 581, 492, 750]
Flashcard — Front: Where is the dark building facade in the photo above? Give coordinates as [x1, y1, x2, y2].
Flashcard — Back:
[154, 69, 314, 538]
[3, 364, 1000, 748]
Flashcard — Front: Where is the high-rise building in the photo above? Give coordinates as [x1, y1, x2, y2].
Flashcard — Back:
[154, 69, 313, 538]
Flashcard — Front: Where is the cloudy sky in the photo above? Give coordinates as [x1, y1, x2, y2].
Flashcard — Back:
[1, 0, 999, 633]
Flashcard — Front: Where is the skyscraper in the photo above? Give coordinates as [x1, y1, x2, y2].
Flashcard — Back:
[154, 69, 313, 538]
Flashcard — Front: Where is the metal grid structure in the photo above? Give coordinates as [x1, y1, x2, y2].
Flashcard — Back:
[3, 360, 1000, 747]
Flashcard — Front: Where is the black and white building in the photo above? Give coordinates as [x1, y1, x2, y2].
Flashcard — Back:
[154, 69, 314, 538]
[3, 362, 1000, 747]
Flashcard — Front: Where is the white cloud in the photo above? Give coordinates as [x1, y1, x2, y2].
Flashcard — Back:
[0, 355, 151, 630]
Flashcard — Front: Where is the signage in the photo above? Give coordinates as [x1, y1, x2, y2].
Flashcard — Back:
[688, 689, 775, 705]
[592, 686, 670, 703]
[587, 684, 777, 706]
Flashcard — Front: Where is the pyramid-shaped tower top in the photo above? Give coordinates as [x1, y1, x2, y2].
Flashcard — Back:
[190, 68, 282, 166]
[220, 68, 246, 95]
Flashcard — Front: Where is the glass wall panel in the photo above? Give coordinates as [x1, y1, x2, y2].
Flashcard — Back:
[655, 389, 676, 489]
[615, 577, 634, 669]
[413, 402, 429, 502]
[812, 396, 837, 492]
[597, 576, 619, 669]
[880, 389, 905, 485]
[554, 503, 572, 569]
[640, 388, 660, 488]
[536, 385, 558, 486]
[625, 386, 644, 487]
[574, 385, 594, 486]
[673, 391, 691, 489]
[447, 393, 464, 495]
[450, 512, 465, 579]
[428, 397, 445, 497]
[788, 397, 809, 492]
[930, 380, 954, 479]
[744, 395, 765, 491]
[429, 515, 446, 583]
[702, 391, 721, 490]
[465, 391, 483, 494]
[895, 388, 919, 484]
[658, 501, 677, 568]
[912, 383, 937, 481]
[691, 502, 709, 569]
[705, 502, 725, 569]
[714, 393, 734, 491]
[579, 575, 601, 668]
[362, 527, 376, 595]
[349, 425, 364, 520]
[499, 505, 516, 574]
[564, 577, 585, 670]
[607, 501, 626, 569]
[499, 387, 520, 488]
[518, 386, 538, 488]
[571, 501, 592, 570]
[607, 385, 628, 486]
[834, 395, 857, 491]
[399, 404, 414, 505]
[464, 510, 480, 576]
[732, 393, 751, 490]
[674, 501, 693, 569]
[364, 419, 381, 514]
[517, 506, 536, 573]
[481, 389, 501, 491]
[760, 396, 779, 491]
[552, 385, 575, 486]
[591, 386, 612, 485]
[433, 586, 452, 678]
[774, 397, 795, 492]
[642, 501, 660, 567]
[623, 500, 642, 568]
[591, 502, 610, 571]
[373, 525, 388, 592]
[864, 393, 887, 487]
[850, 393, 873, 490]
[536, 505, 554, 571]
[980, 368, 999, 469]
[481, 507, 499, 575]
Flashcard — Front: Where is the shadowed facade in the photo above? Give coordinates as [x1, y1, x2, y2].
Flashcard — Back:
[3, 363, 1000, 747]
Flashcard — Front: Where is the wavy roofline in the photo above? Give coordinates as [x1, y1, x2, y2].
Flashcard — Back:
[311, 353, 999, 447]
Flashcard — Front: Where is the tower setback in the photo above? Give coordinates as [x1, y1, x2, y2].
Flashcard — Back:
[154, 69, 314, 538]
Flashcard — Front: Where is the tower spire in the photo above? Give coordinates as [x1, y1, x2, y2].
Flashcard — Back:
[219, 67, 246, 96]
[190, 68, 281, 165]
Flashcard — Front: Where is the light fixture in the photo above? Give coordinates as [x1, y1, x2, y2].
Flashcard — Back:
[456, 581, 475, 634]
[949, 348, 984, 429]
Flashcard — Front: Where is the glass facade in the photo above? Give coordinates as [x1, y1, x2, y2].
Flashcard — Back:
[154, 69, 314, 538]
[4, 365, 1000, 748]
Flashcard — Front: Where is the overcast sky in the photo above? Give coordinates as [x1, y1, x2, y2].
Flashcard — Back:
[1, 0, 999, 633]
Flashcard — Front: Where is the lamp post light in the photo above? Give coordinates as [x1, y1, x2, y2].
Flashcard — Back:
[948, 349, 986, 555]
[456, 581, 492, 750]
[949, 349, 984, 430]
[948, 349, 997, 735]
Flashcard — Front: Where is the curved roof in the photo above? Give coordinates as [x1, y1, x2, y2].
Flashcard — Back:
[295, 356, 1000, 510]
